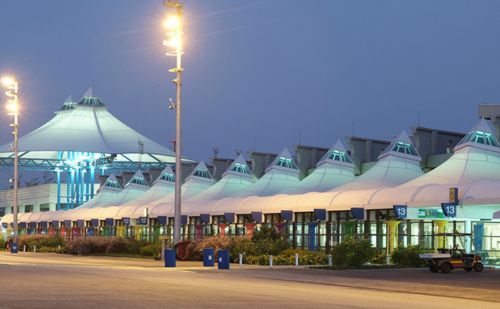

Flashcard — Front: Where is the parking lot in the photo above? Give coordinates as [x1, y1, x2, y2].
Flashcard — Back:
[0, 253, 498, 308]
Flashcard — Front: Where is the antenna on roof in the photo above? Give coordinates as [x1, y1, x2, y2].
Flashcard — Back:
[83, 87, 93, 97]
[236, 149, 242, 156]
[213, 147, 219, 158]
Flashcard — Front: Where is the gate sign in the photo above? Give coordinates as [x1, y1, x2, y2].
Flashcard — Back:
[122, 217, 131, 226]
[449, 187, 458, 205]
[393, 205, 407, 219]
[441, 203, 457, 218]
[137, 217, 148, 225]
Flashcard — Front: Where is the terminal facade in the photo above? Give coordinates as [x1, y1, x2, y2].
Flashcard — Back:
[1, 98, 500, 266]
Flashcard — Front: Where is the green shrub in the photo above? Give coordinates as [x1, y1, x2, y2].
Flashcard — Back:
[331, 237, 375, 268]
[139, 243, 161, 257]
[0, 238, 5, 250]
[246, 254, 269, 265]
[230, 237, 256, 261]
[371, 249, 387, 264]
[18, 235, 66, 251]
[244, 250, 328, 266]
[189, 235, 234, 260]
[105, 238, 130, 254]
[391, 246, 429, 267]
[251, 225, 290, 256]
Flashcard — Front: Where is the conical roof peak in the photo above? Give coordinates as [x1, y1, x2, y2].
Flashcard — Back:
[223, 154, 253, 177]
[471, 118, 495, 134]
[317, 139, 353, 167]
[455, 118, 500, 151]
[266, 148, 298, 173]
[102, 174, 122, 190]
[78, 88, 105, 107]
[378, 130, 421, 161]
[156, 165, 175, 183]
[126, 170, 149, 187]
[189, 161, 213, 180]
[59, 95, 77, 111]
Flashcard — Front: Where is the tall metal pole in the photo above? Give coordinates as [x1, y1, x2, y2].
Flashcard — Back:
[12, 108, 19, 251]
[2, 76, 19, 253]
[164, 0, 184, 244]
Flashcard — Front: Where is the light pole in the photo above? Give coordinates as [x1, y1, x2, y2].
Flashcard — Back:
[2, 75, 19, 253]
[163, 0, 183, 244]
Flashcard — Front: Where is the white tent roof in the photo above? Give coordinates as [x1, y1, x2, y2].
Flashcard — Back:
[367, 119, 500, 209]
[279, 140, 355, 194]
[256, 131, 424, 214]
[102, 161, 215, 219]
[231, 148, 301, 198]
[68, 170, 150, 220]
[182, 155, 255, 214]
[191, 148, 302, 216]
[0, 95, 183, 164]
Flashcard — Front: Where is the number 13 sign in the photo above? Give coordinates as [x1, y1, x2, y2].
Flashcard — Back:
[441, 203, 457, 218]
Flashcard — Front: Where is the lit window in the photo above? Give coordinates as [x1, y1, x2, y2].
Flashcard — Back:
[328, 150, 353, 163]
[459, 130, 500, 147]
[193, 169, 211, 179]
[392, 142, 418, 156]
[275, 157, 298, 169]
[160, 172, 175, 182]
[231, 163, 251, 174]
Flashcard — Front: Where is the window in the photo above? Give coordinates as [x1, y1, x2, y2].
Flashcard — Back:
[392, 141, 418, 156]
[275, 157, 298, 169]
[193, 169, 211, 179]
[39, 203, 51, 212]
[459, 130, 500, 147]
[159, 172, 175, 182]
[130, 176, 148, 186]
[231, 163, 251, 174]
[24, 205, 34, 213]
[328, 150, 353, 163]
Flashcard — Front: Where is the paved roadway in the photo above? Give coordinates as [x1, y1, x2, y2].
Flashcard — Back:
[0, 253, 499, 309]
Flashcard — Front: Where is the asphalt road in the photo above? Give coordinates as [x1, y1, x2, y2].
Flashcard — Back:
[0, 253, 498, 309]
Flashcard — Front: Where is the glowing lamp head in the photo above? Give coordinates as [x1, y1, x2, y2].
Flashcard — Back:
[6, 102, 18, 114]
[163, 15, 181, 29]
[1, 76, 17, 88]
[163, 36, 182, 49]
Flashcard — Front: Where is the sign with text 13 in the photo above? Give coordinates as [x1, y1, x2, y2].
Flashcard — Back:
[441, 203, 457, 218]
[393, 205, 407, 219]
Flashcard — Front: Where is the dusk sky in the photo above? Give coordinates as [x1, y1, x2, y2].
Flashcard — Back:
[1, 0, 500, 162]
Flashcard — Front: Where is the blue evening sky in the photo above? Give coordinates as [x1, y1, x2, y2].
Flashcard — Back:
[0, 0, 499, 161]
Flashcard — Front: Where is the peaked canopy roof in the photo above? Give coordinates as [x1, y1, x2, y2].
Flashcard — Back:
[279, 140, 356, 194]
[0, 93, 193, 170]
[192, 148, 302, 215]
[181, 155, 255, 214]
[231, 148, 301, 198]
[260, 131, 425, 214]
[138, 161, 215, 218]
[368, 119, 500, 209]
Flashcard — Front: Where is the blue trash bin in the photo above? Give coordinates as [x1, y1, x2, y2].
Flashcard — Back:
[218, 249, 230, 270]
[164, 248, 176, 267]
[10, 242, 18, 254]
[203, 248, 215, 267]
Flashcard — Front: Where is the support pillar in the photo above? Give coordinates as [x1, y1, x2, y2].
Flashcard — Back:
[434, 220, 448, 249]
[56, 170, 61, 210]
[386, 220, 401, 254]
[90, 166, 95, 199]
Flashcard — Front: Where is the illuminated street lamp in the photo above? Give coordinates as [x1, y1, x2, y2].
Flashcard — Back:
[1, 75, 19, 253]
[163, 0, 183, 244]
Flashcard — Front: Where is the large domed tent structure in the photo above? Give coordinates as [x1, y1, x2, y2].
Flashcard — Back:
[0, 90, 189, 210]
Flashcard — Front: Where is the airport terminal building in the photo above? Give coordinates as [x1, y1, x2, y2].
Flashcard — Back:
[1, 96, 500, 265]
